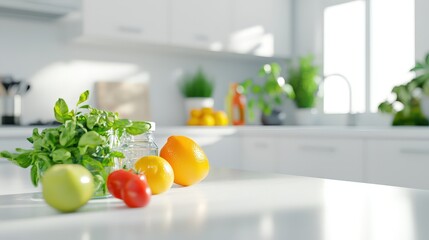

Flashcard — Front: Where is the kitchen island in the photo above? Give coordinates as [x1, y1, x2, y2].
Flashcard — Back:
[0, 168, 428, 240]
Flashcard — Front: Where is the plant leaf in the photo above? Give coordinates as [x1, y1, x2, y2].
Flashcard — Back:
[77, 90, 89, 106]
[410, 62, 424, 72]
[270, 63, 281, 77]
[54, 98, 69, 123]
[82, 155, 104, 173]
[60, 120, 76, 146]
[15, 151, 33, 168]
[52, 149, 71, 163]
[126, 121, 151, 135]
[113, 119, 132, 129]
[86, 115, 99, 130]
[78, 131, 105, 148]
[30, 164, 39, 187]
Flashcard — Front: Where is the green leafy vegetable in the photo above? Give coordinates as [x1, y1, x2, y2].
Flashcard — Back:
[0, 90, 151, 197]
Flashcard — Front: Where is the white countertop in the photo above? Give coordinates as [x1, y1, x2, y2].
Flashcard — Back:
[2, 125, 429, 139]
[1, 168, 429, 240]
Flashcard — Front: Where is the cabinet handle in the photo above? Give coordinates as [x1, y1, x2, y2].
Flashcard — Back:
[194, 34, 209, 42]
[253, 142, 269, 148]
[400, 148, 429, 155]
[298, 145, 336, 153]
[117, 26, 143, 34]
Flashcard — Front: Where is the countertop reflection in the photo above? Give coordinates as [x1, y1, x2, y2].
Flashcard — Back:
[0, 168, 428, 240]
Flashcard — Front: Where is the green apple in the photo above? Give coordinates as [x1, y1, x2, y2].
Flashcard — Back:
[41, 164, 94, 213]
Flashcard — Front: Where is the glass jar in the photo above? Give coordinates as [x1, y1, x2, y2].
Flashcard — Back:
[118, 122, 158, 169]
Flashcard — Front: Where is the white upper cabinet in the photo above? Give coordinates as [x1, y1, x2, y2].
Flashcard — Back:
[170, 0, 231, 51]
[229, 0, 292, 57]
[82, 0, 169, 43]
[0, 0, 79, 17]
[76, 0, 291, 57]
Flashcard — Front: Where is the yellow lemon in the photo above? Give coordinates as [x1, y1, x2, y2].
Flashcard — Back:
[190, 109, 202, 118]
[201, 107, 214, 116]
[200, 114, 215, 126]
[187, 117, 200, 126]
[214, 111, 229, 126]
[134, 156, 174, 195]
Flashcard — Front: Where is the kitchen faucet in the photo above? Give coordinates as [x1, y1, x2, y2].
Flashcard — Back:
[320, 73, 355, 126]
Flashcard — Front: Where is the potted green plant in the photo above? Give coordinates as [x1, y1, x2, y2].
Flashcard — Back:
[240, 62, 295, 125]
[378, 53, 429, 126]
[179, 68, 215, 115]
[378, 84, 428, 126]
[287, 55, 320, 125]
[410, 53, 429, 119]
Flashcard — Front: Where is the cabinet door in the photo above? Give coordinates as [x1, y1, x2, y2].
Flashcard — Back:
[83, 0, 168, 43]
[229, 0, 291, 57]
[366, 139, 429, 190]
[241, 137, 279, 172]
[277, 137, 364, 182]
[171, 0, 231, 50]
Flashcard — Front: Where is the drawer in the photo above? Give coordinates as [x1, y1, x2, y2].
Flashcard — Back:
[366, 139, 429, 190]
[277, 137, 364, 182]
[241, 137, 278, 172]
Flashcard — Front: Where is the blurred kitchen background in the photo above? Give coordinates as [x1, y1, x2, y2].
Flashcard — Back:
[4, 0, 429, 196]
[0, 0, 428, 126]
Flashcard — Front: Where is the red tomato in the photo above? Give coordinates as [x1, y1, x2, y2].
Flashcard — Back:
[122, 175, 151, 208]
[107, 170, 135, 199]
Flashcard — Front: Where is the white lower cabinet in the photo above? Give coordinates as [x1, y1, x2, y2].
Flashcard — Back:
[241, 137, 278, 172]
[241, 136, 364, 182]
[366, 139, 429, 190]
[4, 127, 429, 194]
[277, 137, 364, 182]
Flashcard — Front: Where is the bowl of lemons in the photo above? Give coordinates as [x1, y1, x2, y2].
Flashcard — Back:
[187, 107, 229, 126]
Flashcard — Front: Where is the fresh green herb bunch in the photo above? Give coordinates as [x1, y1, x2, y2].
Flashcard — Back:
[240, 62, 295, 121]
[0, 90, 151, 196]
[288, 55, 319, 108]
[179, 68, 214, 98]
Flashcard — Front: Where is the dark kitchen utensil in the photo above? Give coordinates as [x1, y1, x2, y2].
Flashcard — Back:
[17, 82, 31, 95]
[0, 76, 21, 95]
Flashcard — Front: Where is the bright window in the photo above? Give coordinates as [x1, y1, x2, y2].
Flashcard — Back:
[323, 0, 415, 113]
[370, 0, 415, 112]
[324, 1, 366, 113]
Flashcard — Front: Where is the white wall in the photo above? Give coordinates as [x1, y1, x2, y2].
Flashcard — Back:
[0, 15, 267, 126]
[415, 0, 429, 60]
[292, 0, 323, 59]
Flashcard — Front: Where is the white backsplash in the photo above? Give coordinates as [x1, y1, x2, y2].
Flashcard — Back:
[0, 15, 266, 126]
